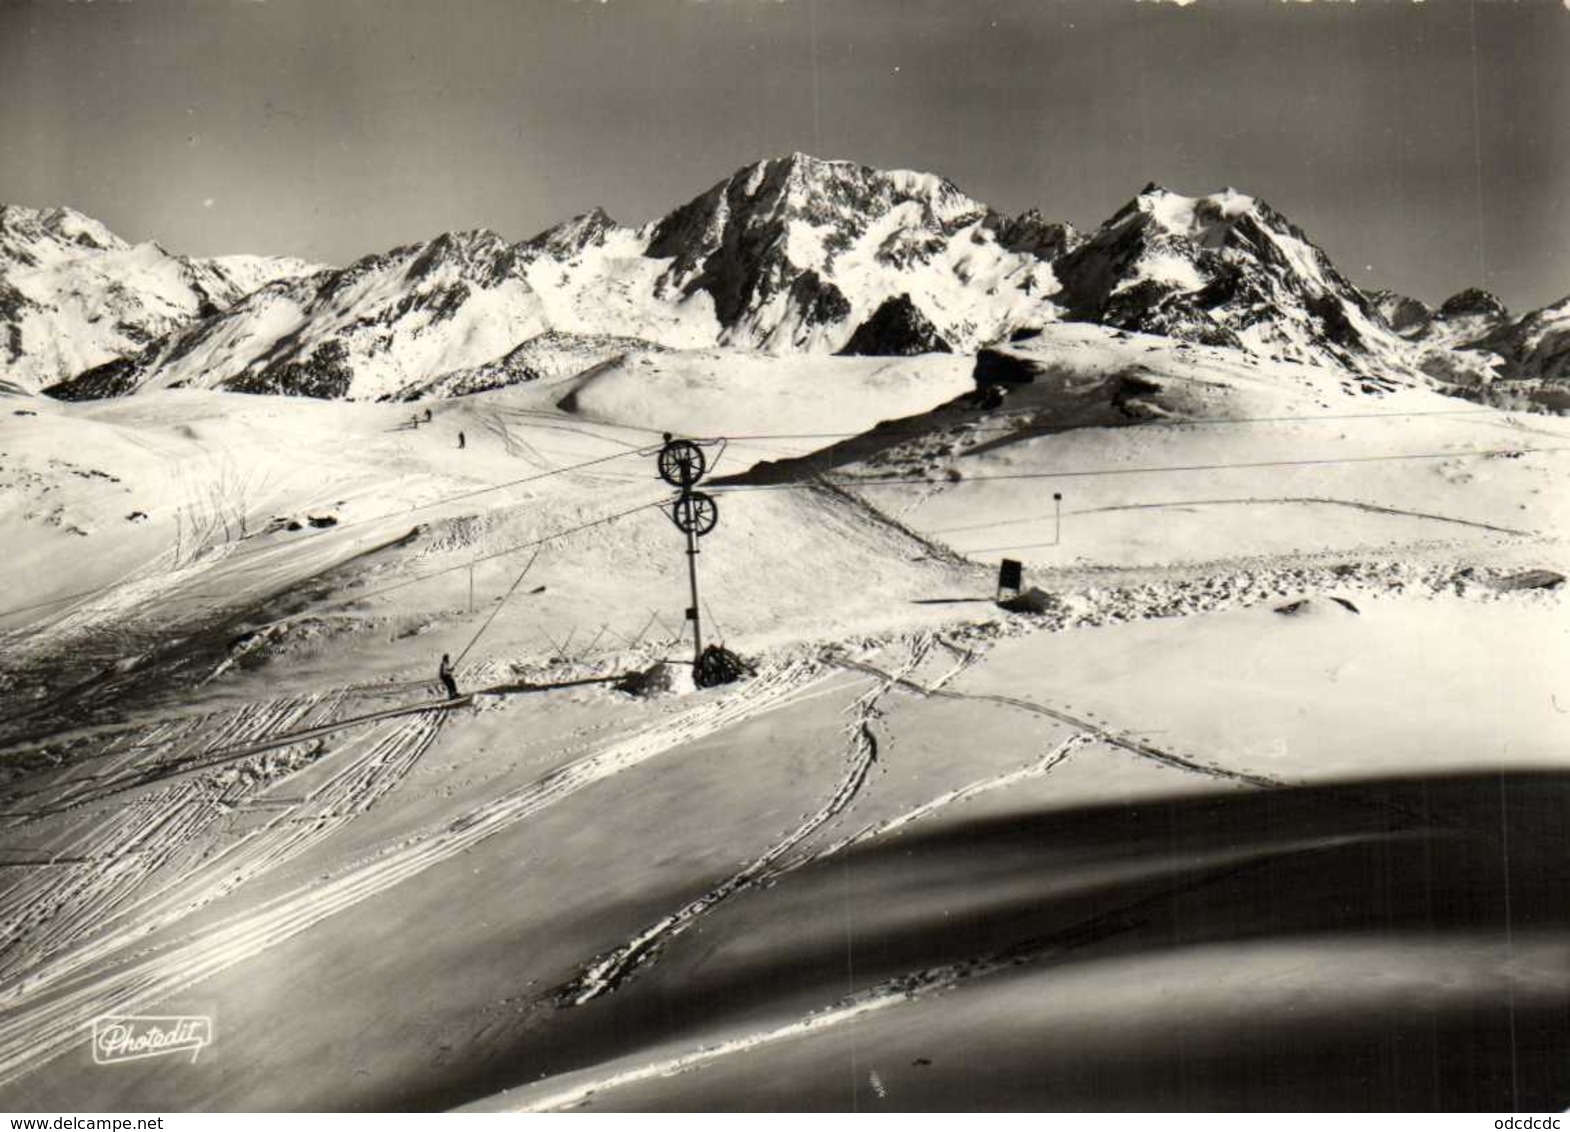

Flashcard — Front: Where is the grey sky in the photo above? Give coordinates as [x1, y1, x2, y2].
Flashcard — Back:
[2, 0, 1565, 313]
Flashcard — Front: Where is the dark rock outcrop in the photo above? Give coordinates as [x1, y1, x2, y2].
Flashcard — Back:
[838, 294, 951, 356]
[1438, 288, 1508, 323]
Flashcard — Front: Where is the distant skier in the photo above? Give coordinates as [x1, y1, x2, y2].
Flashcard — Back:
[438, 653, 459, 700]
[457, 431, 466, 450]
[423, 408, 432, 423]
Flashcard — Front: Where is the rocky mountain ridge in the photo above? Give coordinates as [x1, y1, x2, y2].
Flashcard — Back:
[0, 205, 319, 393]
[19, 158, 1569, 411]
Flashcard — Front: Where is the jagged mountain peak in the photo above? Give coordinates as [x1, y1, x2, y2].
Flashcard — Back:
[656, 153, 987, 247]
[1124, 184, 1259, 250]
[403, 228, 516, 279]
[989, 209, 1081, 262]
[766, 152, 975, 213]
[1393, 286, 1513, 366]
[414, 227, 512, 260]
[838, 293, 952, 357]
[315, 228, 514, 293]
[1431, 292, 1570, 412]
[639, 153, 1041, 352]
[1437, 287, 1508, 323]
[521, 207, 622, 259]
[1365, 288, 1435, 335]
[0, 204, 128, 257]
[427, 227, 510, 250]
[1055, 182, 1408, 379]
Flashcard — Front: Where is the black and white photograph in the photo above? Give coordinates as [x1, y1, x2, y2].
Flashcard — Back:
[0, 0, 1567, 1114]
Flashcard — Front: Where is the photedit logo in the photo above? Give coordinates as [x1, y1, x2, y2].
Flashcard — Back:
[90, 1014, 213, 1065]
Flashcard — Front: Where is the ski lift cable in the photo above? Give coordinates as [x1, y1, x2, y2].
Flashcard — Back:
[705, 445, 1570, 493]
[3, 422, 1556, 627]
[707, 405, 1531, 443]
[453, 547, 540, 668]
[504, 402, 1528, 444]
[319, 497, 672, 609]
[0, 444, 662, 622]
[701, 596, 727, 645]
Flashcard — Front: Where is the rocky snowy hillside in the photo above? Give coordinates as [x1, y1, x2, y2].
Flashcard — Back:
[640, 152, 1065, 352]
[389, 330, 673, 402]
[0, 205, 318, 393]
[1456, 295, 1570, 413]
[1485, 296, 1570, 385]
[49, 230, 565, 402]
[1051, 184, 1416, 385]
[1372, 287, 1570, 413]
[1365, 288, 1436, 337]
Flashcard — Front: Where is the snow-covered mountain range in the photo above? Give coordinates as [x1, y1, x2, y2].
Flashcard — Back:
[13, 155, 1568, 410]
[0, 205, 318, 395]
[1363, 284, 1570, 411]
[42, 155, 1070, 402]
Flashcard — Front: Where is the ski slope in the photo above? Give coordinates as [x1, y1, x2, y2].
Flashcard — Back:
[1, 327, 1566, 1110]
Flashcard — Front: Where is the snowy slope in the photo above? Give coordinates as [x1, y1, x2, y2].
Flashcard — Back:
[48, 231, 558, 402]
[389, 329, 673, 402]
[558, 348, 974, 442]
[2, 340, 1566, 1112]
[511, 209, 725, 347]
[1054, 185, 1417, 382]
[715, 322, 1566, 570]
[0, 316, 1566, 1111]
[0, 205, 318, 393]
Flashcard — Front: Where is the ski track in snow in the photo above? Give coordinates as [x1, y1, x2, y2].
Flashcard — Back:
[0, 545, 184, 652]
[0, 658, 824, 1089]
[511, 829, 1375, 1112]
[557, 638, 934, 1006]
[553, 630, 1046, 1005]
[940, 688, 1282, 790]
[0, 691, 446, 1002]
[1070, 495, 1538, 538]
[2, 691, 342, 824]
[0, 530, 247, 667]
[786, 730, 1096, 871]
[838, 654, 1284, 792]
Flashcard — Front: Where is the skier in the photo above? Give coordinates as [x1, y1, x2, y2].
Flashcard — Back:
[423, 408, 432, 423]
[438, 653, 459, 701]
[457, 431, 466, 450]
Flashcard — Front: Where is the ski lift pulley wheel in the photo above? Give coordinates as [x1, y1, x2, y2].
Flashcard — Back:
[670, 491, 719, 536]
[657, 438, 707, 488]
